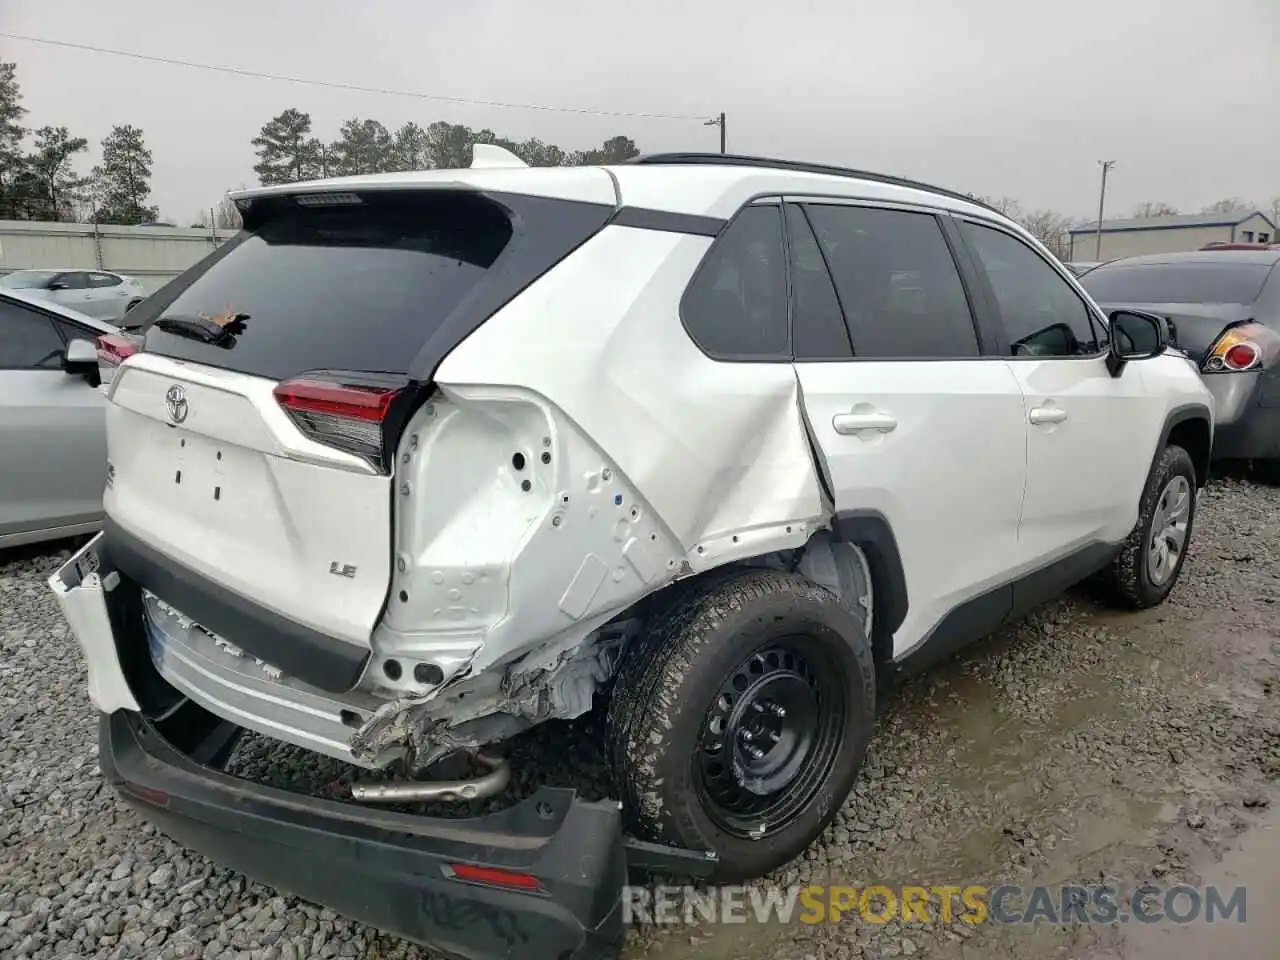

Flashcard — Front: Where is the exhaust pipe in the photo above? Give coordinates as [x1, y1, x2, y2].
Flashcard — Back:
[349, 751, 510, 804]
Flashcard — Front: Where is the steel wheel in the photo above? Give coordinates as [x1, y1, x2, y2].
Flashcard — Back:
[694, 638, 848, 840]
[1148, 474, 1191, 586]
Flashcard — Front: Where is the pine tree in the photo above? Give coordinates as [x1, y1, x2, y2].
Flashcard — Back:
[94, 124, 159, 224]
[251, 108, 323, 184]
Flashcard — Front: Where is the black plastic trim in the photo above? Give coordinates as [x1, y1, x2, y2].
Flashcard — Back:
[407, 193, 616, 382]
[609, 206, 725, 237]
[628, 152, 1003, 216]
[101, 708, 626, 960]
[101, 517, 370, 693]
[895, 540, 1121, 675]
[1156, 403, 1215, 486]
[829, 511, 909, 665]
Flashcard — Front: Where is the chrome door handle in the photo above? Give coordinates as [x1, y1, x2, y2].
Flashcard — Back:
[1029, 405, 1068, 425]
[833, 411, 898, 435]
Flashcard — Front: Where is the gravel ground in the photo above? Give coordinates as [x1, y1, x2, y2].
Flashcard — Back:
[1, 474, 1278, 960]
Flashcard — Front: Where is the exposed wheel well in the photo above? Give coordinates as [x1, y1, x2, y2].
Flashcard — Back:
[629, 531, 882, 665]
[1167, 417, 1211, 487]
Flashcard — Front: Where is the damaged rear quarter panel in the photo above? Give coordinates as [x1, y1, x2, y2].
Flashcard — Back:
[433, 223, 828, 564]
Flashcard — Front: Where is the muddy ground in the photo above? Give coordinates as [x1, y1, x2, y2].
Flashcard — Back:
[1, 474, 1277, 960]
[633, 474, 1280, 960]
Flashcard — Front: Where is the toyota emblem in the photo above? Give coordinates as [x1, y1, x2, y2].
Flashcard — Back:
[165, 385, 189, 424]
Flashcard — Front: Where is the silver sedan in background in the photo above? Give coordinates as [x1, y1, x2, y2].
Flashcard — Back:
[0, 288, 112, 548]
[0, 268, 148, 324]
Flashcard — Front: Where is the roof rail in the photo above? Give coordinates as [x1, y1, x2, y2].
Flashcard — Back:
[625, 152, 1000, 215]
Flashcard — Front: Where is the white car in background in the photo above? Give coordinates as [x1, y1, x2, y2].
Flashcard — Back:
[0, 288, 114, 548]
[0, 268, 148, 324]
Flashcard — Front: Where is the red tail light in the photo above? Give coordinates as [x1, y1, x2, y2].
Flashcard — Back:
[273, 376, 405, 470]
[1202, 323, 1279, 373]
[97, 333, 140, 368]
[447, 863, 542, 892]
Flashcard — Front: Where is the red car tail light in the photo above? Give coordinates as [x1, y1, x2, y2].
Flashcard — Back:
[273, 375, 410, 471]
[1202, 323, 1280, 373]
[97, 333, 140, 369]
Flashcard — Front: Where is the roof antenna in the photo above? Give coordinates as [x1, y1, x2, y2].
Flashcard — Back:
[470, 144, 529, 169]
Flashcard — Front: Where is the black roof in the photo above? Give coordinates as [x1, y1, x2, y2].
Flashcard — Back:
[627, 153, 1001, 215]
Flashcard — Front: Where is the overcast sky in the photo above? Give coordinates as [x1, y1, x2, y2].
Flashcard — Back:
[3, 0, 1277, 225]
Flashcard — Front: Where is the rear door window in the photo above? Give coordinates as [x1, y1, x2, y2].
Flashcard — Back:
[131, 191, 516, 380]
[804, 204, 980, 358]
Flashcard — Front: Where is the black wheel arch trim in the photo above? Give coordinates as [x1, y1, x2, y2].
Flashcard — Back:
[829, 510, 908, 664]
[1157, 402, 1214, 488]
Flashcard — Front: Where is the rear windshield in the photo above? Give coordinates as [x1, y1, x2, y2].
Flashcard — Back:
[132, 191, 514, 380]
[1080, 261, 1272, 305]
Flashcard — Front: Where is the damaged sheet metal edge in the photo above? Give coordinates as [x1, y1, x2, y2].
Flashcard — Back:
[347, 395, 832, 778]
[344, 227, 837, 776]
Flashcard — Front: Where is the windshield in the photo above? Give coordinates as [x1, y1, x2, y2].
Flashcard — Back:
[0, 270, 58, 290]
[1081, 262, 1272, 305]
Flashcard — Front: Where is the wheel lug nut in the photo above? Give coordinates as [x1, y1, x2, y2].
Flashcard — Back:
[739, 729, 754, 742]
[767, 729, 781, 743]
[767, 702, 786, 719]
[746, 745, 766, 760]
[751, 702, 765, 714]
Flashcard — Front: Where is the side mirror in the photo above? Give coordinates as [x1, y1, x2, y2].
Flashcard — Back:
[1107, 310, 1169, 377]
[62, 338, 100, 382]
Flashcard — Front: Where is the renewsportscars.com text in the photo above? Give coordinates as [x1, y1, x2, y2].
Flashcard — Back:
[624, 883, 1248, 926]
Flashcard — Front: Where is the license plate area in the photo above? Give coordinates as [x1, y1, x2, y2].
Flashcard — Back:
[55, 533, 102, 590]
[170, 431, 234, 505]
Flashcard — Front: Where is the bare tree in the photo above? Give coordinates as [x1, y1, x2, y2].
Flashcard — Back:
[1132, 201, 1180, 218]
[197, 193, 244, 231]
[1018, 209, 1073, 260]
[973, 195, 1023, 218]
[1201, 197, 1248, 215]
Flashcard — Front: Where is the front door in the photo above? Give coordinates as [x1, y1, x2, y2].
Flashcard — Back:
[956, 219, 1163, 569]
[788, 200, 1028, 660]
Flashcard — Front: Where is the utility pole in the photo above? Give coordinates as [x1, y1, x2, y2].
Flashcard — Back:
[1095, 159, 1116, 260]
[705, 112, 726, 154]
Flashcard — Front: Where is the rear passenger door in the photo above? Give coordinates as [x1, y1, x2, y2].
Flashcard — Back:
[84, 272, 129, 320]
[955, 218, 1162, 566]
[788, 200, 1028, 661]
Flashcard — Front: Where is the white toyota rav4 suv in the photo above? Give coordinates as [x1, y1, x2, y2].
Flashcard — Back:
[53, 150, 1213, 960]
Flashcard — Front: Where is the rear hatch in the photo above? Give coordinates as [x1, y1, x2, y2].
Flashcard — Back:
[1080, 258, 1273, 362]
[102, 186, 611, 691]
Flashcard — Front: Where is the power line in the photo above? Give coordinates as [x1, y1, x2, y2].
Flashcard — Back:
[0, 32, 709, 122]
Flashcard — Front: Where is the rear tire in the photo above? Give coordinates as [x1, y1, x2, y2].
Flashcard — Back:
[1100, 444, 1198, 609]
[607, 569, 875, 881]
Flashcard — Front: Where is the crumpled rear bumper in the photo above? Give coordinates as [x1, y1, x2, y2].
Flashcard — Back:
[100, 707, 626, 960]
[53, 534, 629, 960]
